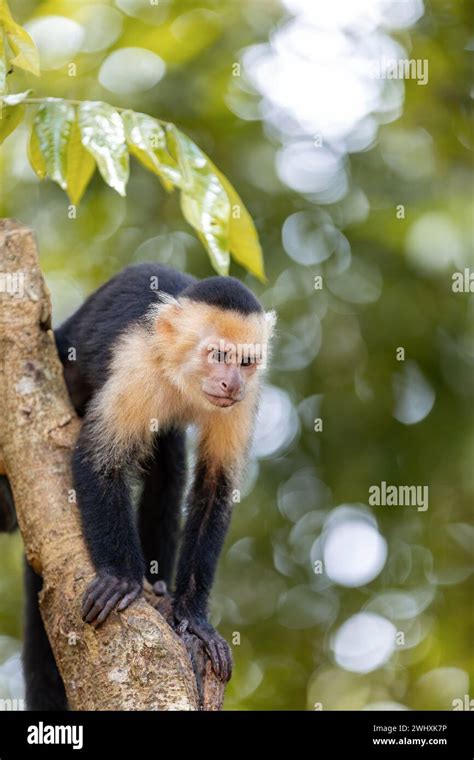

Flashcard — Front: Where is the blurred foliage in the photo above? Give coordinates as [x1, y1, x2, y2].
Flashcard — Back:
[0, 1, 265, 278]
[0, 0, 39, 88]
[0, 0, 473, 711]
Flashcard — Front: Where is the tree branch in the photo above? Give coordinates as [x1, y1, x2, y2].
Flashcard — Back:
[0, 218, 225, 711]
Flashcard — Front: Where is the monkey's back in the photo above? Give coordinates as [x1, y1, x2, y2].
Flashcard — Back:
[55, 263, 195, 411]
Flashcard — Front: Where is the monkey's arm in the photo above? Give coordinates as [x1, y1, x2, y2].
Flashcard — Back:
[173, 459, 234, 681]
[72, 429, 144, 626]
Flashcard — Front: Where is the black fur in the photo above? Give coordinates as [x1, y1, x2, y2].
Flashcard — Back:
[56, 263, 195, 391]
[72, 437, 145, 582]
[22, 561, 67, 711]
[182, 276, 262, 315]
[0, 475, 17, 533]
[173, 462, 234, 681]
[174, 463, 232, 620]
[2, 263, 256, 706]
[138, 430, 187, 587]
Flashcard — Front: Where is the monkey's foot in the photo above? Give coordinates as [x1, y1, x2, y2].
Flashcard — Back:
[82, 573, 142, 626]
[173, 610, 233, 682]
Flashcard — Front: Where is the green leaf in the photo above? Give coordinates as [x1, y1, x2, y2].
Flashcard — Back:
[65, 118, 96, 205]
[0, 1, 40, 77]
[28, 100, 95, 202]
[0, 101, 24, 144]
[0, 28, 7, 98]
[121, 110, 180, 192]
[122, 111, 264, 278]
[31, 100, 74, 190]
[28, 126, 46, 179]
[78, 101, 129, 196]
[169, 126, 231, 276]
[9, 94, 265, 277]
[213, 167, 266, 282]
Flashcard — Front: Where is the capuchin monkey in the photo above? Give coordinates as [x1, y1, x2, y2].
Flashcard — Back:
[0, 263, 275, 709]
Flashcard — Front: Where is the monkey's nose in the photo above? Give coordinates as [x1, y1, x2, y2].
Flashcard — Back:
[219, 378, 241, 397]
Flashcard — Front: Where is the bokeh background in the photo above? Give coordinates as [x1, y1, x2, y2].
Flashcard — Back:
[0, 0, 473, 710]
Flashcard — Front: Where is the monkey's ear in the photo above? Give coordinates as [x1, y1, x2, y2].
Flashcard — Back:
[265, 310, 277, 335]
[155, 292, 182, 310]
[150, 293, 183, 334]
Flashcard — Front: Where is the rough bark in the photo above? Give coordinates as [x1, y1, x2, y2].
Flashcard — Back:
[0, 219, 224, 711]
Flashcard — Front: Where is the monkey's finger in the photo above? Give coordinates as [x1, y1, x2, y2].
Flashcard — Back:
[82, 584, 101, 617]
[117, 584, 141, 611]
[208, 637, 233, 682]
[83, 579, 123, 622]
[215, 641, 229, 683]
[89, 583, 128, 623]
[84, 602, 105, 624]
[220, 643, 233, 682]
[214, 641, 231, 682]
[226, 656, 233, 682]
[94, 590, 124, 626]
[82, 577, 112, 618]
[206, 639, 223, 680]
[176, 618, 189, 635]
[153, 580, 168, 596]
[82, 576, 119, 613]
[84, 591, 118, 624]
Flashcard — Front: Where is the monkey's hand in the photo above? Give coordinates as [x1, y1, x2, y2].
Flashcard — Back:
[82, 573, 142, 626]
[172, 606, 232, 682]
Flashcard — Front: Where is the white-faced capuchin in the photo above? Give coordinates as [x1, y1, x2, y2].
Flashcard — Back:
[0, 263, 275, 710]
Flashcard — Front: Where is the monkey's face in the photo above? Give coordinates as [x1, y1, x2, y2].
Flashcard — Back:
[194, 310, 275, 410]
[154, 298, 276, 413]
[201, 345, 259, 408]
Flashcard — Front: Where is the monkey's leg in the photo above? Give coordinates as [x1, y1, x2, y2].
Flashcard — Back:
[22, 561, 68, 710]
[0, 475, 17, 533]
[173, 463, 234, 682]
[138, 429, 186, 589]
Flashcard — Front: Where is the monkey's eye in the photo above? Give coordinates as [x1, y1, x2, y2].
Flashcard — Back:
[240, 357, 255, 367]
[215, 350, 227, 363]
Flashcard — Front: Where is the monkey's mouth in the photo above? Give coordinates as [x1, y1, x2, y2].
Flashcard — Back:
[203, 392, 238, 408]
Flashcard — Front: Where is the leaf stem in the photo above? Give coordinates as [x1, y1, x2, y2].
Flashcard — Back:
[0, 96, 125, 111]
[0, 97, 168, 125]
